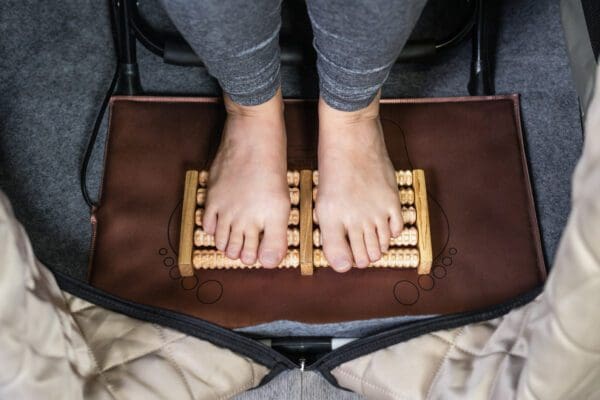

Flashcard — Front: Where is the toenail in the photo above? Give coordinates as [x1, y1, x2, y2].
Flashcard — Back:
[261, 250, 278, 265]
[335, 258, 352, 271]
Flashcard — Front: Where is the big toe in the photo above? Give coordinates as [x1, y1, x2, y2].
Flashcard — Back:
[320, 222, 353, 272]
[258, 221, 288, 268]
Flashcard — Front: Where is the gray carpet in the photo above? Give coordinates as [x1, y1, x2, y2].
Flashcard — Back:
[0, 0, 583, 399]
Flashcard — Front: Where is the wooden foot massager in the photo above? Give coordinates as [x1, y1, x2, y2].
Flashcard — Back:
[177, 169, 432, 277]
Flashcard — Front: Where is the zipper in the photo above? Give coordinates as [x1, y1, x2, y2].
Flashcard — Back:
[50, 262, 542, 388]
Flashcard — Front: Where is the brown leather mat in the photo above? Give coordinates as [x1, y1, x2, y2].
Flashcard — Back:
[88, 96, 546, 328]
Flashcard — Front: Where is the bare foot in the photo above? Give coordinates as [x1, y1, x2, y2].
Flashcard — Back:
[316, 94, 403, 272]
[202, 89, 290, 268]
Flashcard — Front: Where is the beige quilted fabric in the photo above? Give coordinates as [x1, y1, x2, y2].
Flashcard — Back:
[0, 192, 270, 400]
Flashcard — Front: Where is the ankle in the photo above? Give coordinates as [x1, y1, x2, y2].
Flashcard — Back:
[224, 88, 284, 119]
[318, 92, 381, 126]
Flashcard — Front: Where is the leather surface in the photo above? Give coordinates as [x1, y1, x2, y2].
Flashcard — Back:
[88, 96, 546, 328]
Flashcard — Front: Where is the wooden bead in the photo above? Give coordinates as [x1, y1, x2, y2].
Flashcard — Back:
[287, 170, 300, 187]
[313, 208, 319, 225]
[289, 208, 300, 226]
[198, 170, 209, 187]
[192, 249, 300, 269]
[313, 249, 419, 268]
[399, 188, 414, 205]
[196, 188, 207, 206]
[288, 228, 300, 247]
[390, 227, 418, 246]
[312, 187, 317, 202]
[396, 170, 413, 186]
[194, 228, 214, 247]
[313, 170, 319, 186]
[401, 206, 416, 225]
[313, 228, 321, 247]
[290, 187, 300, 205]
[195, 208, 204, 226]
[313, 248, 327, 268]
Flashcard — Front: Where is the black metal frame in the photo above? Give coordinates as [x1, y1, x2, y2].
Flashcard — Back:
[111, 0, 497, 96]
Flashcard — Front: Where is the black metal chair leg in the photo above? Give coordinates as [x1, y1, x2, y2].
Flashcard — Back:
[112, 0, 143, 95]
[468, 0, 499, 96]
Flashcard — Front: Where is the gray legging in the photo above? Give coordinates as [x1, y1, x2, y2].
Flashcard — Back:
[161, 0, 426, 111]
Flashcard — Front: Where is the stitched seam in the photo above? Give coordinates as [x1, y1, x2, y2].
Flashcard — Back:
[430, 331, 487, 357]
[62, 294, 120, 400]
[425, 327, 465, 400]
[99, 339, 185, 373]
[334, 367, 411, 400]
[489, 306, 534, 398]
[156, 325, 195, 398]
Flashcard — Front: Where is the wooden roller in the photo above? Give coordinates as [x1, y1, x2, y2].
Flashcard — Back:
[193, 249, 300, 269]
[196, 207, 299, 227]
[197, 187, 300, 207]
[391, 227, 418, 246]
[194, 228, 301, 247]
[314, 206, 417, 227]
[198, 170, 300, 187]
[312, 227, 418, 248]
[196, 207, 300, 227]
[313, 249, 419, 268]
[311, 187, 414, 206]
[312, 170, 413, 186]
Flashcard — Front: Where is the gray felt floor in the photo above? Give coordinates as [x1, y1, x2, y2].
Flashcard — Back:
[0, 0, 583, 399]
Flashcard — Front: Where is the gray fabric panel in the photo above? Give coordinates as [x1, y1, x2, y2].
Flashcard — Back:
[561, 0, 598, 116]
[236, 315, 433, 338]
[234, 371, 365, 400]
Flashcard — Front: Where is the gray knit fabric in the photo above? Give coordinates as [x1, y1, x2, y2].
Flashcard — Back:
[161, 0, 426, 110]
